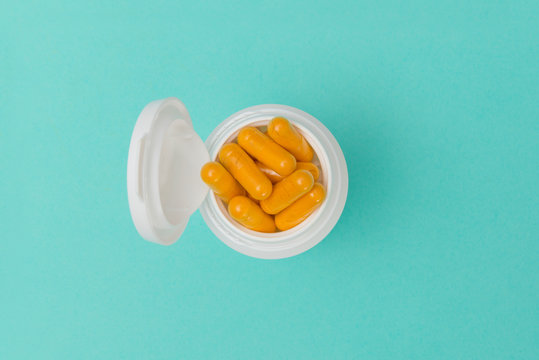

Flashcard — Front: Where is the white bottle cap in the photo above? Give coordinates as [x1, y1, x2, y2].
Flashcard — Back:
[127, 98, 209, 245]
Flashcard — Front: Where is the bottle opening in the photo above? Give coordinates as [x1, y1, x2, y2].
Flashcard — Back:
[208, 119, 330, 240]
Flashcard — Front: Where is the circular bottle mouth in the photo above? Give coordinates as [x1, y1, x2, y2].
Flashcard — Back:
[200, 104, 348, 259]
[207, 119, 329, 240]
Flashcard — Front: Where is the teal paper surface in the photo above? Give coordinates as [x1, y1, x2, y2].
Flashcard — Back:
[1, 1, 538, 358]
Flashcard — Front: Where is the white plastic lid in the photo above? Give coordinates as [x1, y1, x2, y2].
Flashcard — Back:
[127, 98, 209, 245]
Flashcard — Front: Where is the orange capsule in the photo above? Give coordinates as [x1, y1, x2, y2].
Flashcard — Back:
[296, 162, 320, 181]
[247, 192, 260, 204]
[256, 161, 284, 183]
[200, 162, 246, 203]
[267, 117, 314, 162]
[219, 143, 272, 200]
[275, 183, 326, 231]
[237, 127, 296, 177]
[260, 169, 314, 215]
[228, 196, 276, 233]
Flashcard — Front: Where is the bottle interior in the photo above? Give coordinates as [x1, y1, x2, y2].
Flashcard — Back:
[210, 119, 329, 237]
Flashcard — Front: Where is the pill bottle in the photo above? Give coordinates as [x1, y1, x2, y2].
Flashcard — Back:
[127, 98, 348, 259]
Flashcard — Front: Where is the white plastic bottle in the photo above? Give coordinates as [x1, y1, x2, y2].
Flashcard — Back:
[127, 98, 348, 259]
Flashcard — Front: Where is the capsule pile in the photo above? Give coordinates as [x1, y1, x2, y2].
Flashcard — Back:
[200, 117, 326, 232]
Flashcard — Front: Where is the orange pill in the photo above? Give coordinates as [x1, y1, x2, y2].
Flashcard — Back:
[247, 193, 260, 204]
[256, 161, 284, 183]
[296, 162, 320, 181]
[200, 162, 246, 203]
[260, 169, 314, 215]
[275, 183, 326, 231]
[228, 196, 276, 233]
[237, 127, 296, 177]
[267, 117, 314, 162]
[219, 143, 272, 200]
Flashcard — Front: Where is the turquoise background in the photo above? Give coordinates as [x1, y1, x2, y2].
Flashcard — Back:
[1, 0, 538, 358]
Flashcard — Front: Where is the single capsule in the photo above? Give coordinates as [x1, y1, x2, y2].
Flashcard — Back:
[256, 161, 284, 183]
[275, 183, 326, 231]
[267, 117, 314, 162]
[228, 196, 276, 233]
[200, 162, 246, 203]
[219, 143, 272, 200]
[260, 169, 314, 215]
[237, 127, 296, 177]
[296, 162, 320, 181]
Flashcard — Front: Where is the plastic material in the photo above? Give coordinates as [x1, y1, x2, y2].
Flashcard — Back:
[128, 98, 348, 259]
[127, 98, 209, 245]
[200, 104, 348, 259]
